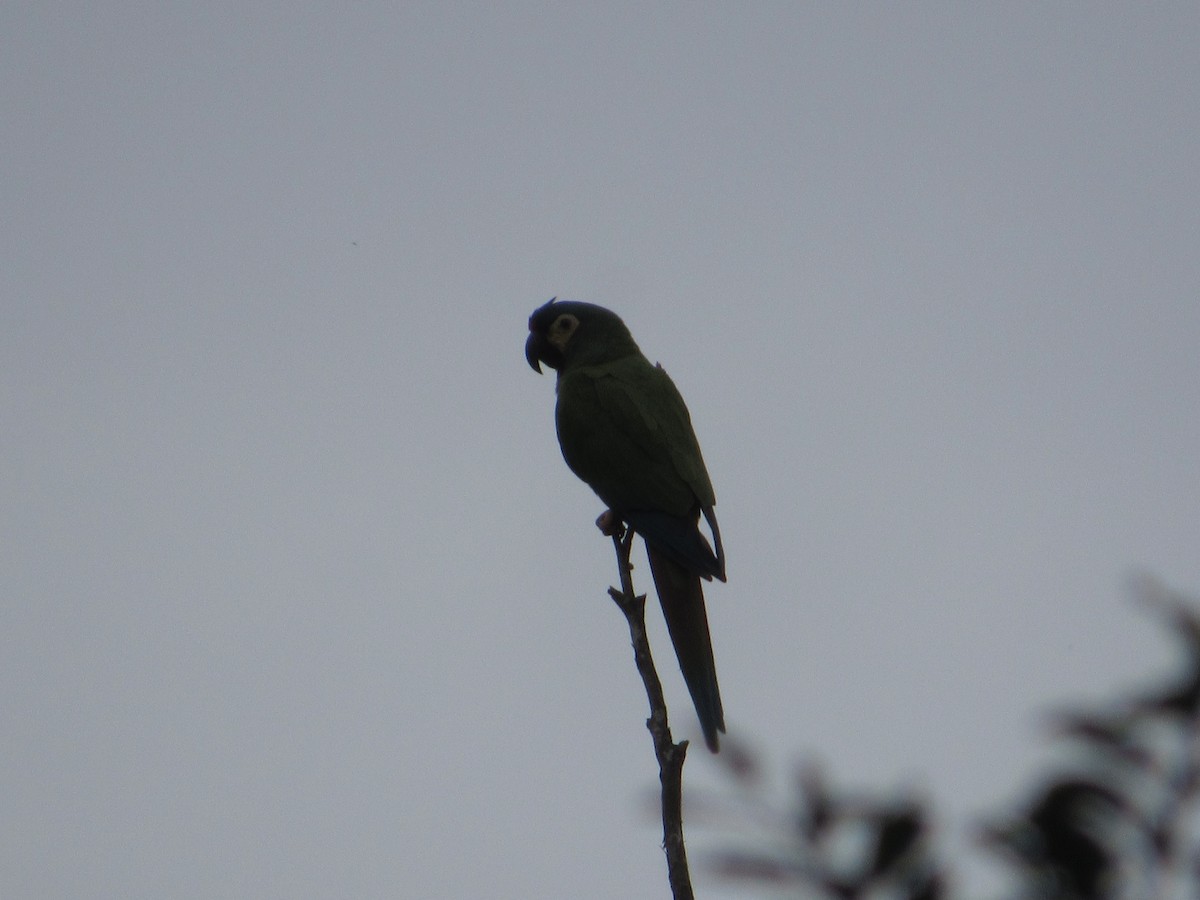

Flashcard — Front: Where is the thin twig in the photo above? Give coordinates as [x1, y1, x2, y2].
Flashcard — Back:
[607, 529, 695, 900]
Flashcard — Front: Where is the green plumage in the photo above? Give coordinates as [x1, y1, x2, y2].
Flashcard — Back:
[526, 299, 727, 751]
[555, 355, 714, 520]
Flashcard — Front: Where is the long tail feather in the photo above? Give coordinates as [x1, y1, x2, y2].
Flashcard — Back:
[645, 542, 726, 752]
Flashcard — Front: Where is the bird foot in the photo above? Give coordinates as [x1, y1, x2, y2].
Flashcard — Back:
[595, 509, 625, 539]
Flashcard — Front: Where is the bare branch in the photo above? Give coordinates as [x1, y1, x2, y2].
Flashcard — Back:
[607, 528, 695, 900]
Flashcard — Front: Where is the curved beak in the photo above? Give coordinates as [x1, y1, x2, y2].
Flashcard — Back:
[525, 331, 545, 373]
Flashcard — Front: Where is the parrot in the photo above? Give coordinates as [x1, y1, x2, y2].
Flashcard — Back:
[524, 298, 727, 752]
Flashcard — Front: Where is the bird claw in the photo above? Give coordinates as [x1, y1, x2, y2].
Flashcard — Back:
[595, 509, 625, 539]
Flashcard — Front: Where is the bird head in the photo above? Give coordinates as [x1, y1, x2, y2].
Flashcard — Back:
[525, 298, 639, 373]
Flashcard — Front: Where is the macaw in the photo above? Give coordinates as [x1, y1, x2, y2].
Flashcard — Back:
[525, 298, 726, 752]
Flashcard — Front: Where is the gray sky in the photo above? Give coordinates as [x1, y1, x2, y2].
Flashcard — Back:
[3, 3, 1198, 898]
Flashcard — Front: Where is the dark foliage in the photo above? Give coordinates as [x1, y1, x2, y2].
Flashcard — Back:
[703, 577, 1200, 899]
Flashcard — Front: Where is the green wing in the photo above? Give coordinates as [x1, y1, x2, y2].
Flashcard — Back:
[555, 354, 714, 518]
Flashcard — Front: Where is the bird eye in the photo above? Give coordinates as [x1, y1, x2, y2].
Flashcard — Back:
[554, 315, 573, 331]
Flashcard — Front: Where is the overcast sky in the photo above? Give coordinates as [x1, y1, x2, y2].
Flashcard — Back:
[3, 4, 1198, 898]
